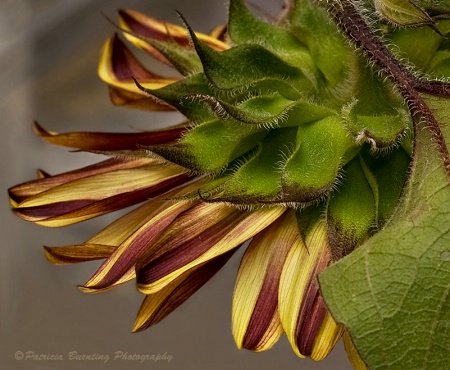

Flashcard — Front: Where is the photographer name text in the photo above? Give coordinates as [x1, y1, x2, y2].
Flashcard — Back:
[15, 350, 173, 363]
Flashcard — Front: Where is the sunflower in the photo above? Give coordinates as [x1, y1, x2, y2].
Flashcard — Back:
[8, 0, 450, 369]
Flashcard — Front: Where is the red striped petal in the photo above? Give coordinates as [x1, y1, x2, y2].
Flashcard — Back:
[133, 248, 236, 332]
[136, 203, 285, 294]
[32, 121, 187, 151]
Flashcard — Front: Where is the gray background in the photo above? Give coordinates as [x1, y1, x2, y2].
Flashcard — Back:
[0, 0, 351, 369]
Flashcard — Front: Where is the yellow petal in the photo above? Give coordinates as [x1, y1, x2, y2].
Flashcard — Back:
[44, 244, 116, 264]
[310, 312, 343, 361]
[279, 219, 342, 359]
[343, 330, 369, 370]
[82, 200, 196, 291]
[14, 160, 189, 226]
[232, 210, 298, 352]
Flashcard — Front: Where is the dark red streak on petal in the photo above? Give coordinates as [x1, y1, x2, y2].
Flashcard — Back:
[119, 10, 191, 48]
[15, 172, 193, 224]
[137, 210, 247, 285]
[242, 272, 279, 350]
[135, 249, 236, 331]
[111, 35, 161, 81]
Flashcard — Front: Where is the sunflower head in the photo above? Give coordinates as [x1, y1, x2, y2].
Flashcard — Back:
[8, 0, 450, 369]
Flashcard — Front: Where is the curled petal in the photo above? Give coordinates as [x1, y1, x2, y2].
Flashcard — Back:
[232, 210, 298, 352]
[32, 121, 187, 151]
[279, 220, 343, 360]
[136, 203, 285, 294]
[98, 34, 177, 98]
[133, 248, 236, 332]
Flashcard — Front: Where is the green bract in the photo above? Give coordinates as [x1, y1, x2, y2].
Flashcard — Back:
[140, 0, 412, 219]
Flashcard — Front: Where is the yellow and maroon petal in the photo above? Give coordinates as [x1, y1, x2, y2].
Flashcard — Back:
[81, 200, 197, 292]
[232, 210, 299, 352]
[44, 244, 116, 264]
[12, 159, 192, 227]
[32, 121, 187, 151]
[136, 203, 285, 294]
[9, 157, 137, 204]
[118, 9, 229, 62]
[208, 24, 227, 42]
[98, 34, 177, 98]
[107, 85, 174, 111]
[279, 220, 343, 360]
[133, 248, 236, 332]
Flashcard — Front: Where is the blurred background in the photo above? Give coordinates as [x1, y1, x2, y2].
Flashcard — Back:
[0, 1, 351, 369]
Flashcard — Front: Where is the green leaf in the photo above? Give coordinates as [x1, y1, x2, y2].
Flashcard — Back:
[320, 102, 450, 369]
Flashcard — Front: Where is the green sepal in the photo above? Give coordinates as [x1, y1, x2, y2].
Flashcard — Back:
[327, 155, 377, 261]
[143, 38, 202, 76]
[185, 22, 311, 92]
[375, 0, 434, 26]
[216, 127, 298, 204]
[359, 147, 411, 228]
[295, 202, 325, 238]
[228, 0, 319, 86]
[342, 101, 410, 149]
[288, 0, 357, 101]
[240, 78, 302, 101]
[350, 59, 405, 117]
[282, 115, 359, 202]
[148, 119, 267, 174]
[185, 176, 230, 202]
[413, 0, 450, 16]
[191, 93, 335, 128]
[427, 33, 450, 77]
[388, 25, 443, 70]
[136, 73, 214, 122]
